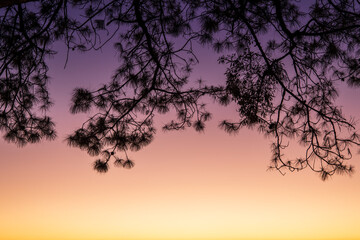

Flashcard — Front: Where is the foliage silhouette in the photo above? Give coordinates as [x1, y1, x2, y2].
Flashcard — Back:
[1, 0, 360, 180]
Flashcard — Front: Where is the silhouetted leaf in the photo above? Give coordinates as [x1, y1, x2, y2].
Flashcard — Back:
[123, 159, 135, 169]
[93, 159, 108, 173]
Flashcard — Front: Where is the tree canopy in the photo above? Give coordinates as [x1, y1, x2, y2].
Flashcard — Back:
[1, 0, 360, 180]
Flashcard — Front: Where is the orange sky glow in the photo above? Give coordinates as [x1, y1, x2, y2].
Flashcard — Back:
[1, 24, 360, 240]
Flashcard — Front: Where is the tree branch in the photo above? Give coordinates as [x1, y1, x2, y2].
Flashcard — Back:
[0, 0, 37, 8]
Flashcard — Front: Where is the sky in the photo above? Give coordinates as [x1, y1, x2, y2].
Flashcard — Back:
[1, 6, 360, 240]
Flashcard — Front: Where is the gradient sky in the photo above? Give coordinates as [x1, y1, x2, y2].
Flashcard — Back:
[1, 12, 360, 240]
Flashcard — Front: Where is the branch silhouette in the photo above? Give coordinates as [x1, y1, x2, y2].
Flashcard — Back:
[1, 0, 360, 180]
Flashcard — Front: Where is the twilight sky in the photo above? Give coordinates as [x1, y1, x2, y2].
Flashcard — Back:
[1, 12, 360, 240]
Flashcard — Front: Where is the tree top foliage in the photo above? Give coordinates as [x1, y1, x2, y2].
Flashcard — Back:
[1, 0, 360, 180]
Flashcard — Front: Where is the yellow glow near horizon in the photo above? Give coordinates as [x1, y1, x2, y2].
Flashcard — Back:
[1, 127, 360, 240]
